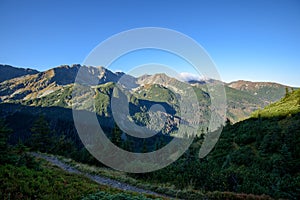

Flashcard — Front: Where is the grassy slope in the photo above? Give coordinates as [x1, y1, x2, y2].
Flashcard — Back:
[0, 156, 162, 200]
[252, 88, 300, 118]
[37, 153, 274, 200]
[227, 81, 293, 103]
[135, 84, 178, 104]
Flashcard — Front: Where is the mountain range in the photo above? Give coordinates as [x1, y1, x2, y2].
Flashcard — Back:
[0, 64, 295, 125]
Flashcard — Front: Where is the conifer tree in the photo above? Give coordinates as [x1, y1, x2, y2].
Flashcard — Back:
[0, 118, 12, 163]
[30, 115, 51, 152]
[111, 122, 122, 147]
[285, 87, 290, 98]
[142, 139, 148, 153]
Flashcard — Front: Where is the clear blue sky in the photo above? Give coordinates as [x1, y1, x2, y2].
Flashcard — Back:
[0, 0, 299, 86]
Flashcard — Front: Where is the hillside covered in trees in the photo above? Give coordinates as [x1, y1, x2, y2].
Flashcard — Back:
[1, 87, 299, 199]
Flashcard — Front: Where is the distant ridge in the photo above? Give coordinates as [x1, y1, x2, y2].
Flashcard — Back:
[227, 80, 297, 103]
[228, 80, 288, 90]
[0, 64, 39, 83]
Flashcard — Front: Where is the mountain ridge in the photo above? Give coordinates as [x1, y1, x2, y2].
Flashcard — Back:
[1, 64, 296, 88]
[0, 64, 39, 83]
[227, 80, 297, 104]
[0, 64, 296, 122]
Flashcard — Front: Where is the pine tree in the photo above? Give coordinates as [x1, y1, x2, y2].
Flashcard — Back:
[122, 139, 132, 151]
[0, 119, 11, 150]
[142, 139, 148, 153]
[285, 87, 290, 98]
[30, 115, 51, 152]
[111, 122, 122, 147]
[0, 118, 13, 163]
[154, 138, 160, 150]
[225, 118, 232, 126]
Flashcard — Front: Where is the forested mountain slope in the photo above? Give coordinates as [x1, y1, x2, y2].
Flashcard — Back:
[139, 89, 300, 199]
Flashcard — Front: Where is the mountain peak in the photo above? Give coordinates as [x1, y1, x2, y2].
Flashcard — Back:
[137, 73, 180, 86]
[40, 64, 119, 85]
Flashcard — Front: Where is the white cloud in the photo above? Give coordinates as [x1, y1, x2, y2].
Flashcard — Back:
[177, 72, 203, 82]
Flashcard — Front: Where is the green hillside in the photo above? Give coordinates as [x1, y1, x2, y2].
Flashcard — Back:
[252, 88, 300, 118]
[227, 80, 296, 103]
[135, 84, 178, 104]
[132, 89, 300, 199]
[1, 90, 299, 199]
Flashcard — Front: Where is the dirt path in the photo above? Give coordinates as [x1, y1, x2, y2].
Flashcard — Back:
[30, 152, 171, 199]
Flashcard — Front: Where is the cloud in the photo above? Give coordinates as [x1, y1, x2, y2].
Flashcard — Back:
[178, 72, 202, 82]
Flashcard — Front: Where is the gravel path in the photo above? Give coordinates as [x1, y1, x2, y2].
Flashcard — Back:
[30, 152, 171, 199]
